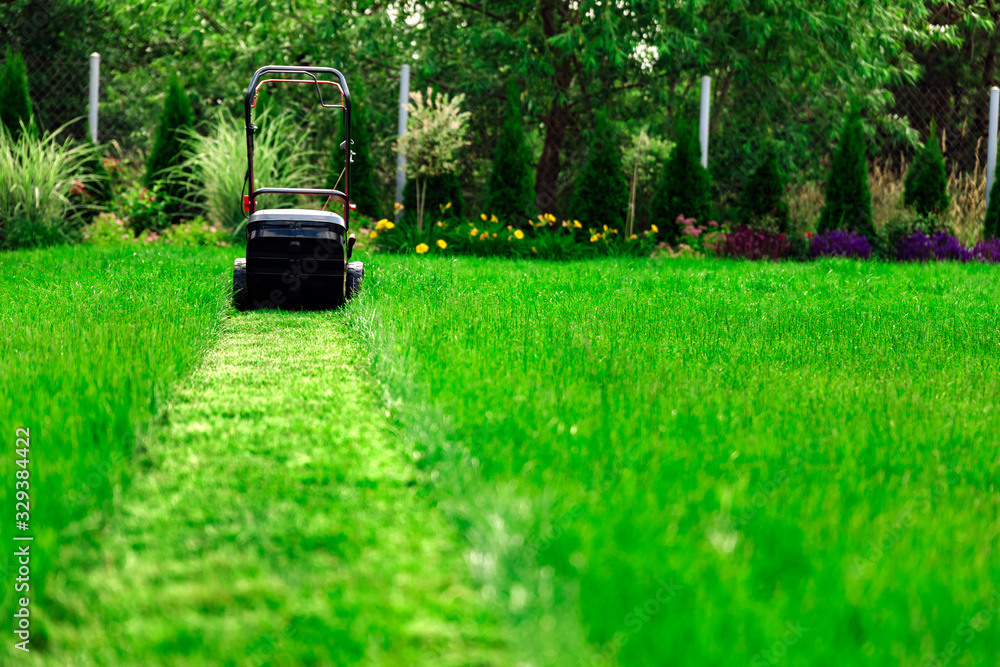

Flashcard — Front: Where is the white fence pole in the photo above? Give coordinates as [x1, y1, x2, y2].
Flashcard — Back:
[394, 64, 410, 221]
[987, 87, 999, 211]
[699, 76, 711, 169]
[88, 53, 100, 143]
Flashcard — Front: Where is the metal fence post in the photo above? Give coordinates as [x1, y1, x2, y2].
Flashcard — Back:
[88, 53, 100, 143]
[394, 64, 410, 221]
[699, 76, 711, 169]
[987, 87, 999, 211]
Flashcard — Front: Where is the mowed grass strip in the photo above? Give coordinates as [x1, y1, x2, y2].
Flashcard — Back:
[0, 245, 233, 633]
[351, 255, 1000, 666]
[32, 311, 510, 666]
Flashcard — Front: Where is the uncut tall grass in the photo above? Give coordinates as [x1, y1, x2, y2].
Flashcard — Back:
[351, 255, 1000, 665]
[0, 245, 232, 628]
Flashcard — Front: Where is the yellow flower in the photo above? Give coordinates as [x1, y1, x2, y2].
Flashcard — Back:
[492, 233, 497, 238]
[470, 227, 479, 236]
[436, 239, 447, 249]
[384, 221, 395, 230]
[393, 202, 404, 211]
[415, 243, 429, 254]
[481, 213, 488, 221]
[651, 224, 659, 233]
[611, 228, 618, 234]
[375, 218, 391, 231]
[514, 229, 525, 240]
[630, 233, 638, 240]
[590, 234, 600, 242]
[479, 232, 488, 240]
[531, 247, 537, 254]
[490, 214, 499, 223]
[436, 220, 445, 227]
[445, 202, 452, 209]
[573, 220, 582, 229]
[545, 213, 556, 222]
[369, 231, 378, 239]
[603, 224, 608, 232]
[507, 225, 513, 231]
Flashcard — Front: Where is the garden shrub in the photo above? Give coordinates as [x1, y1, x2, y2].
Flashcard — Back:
[78, 144, 113, 208]
[985, 177, 1000, 239]
[485, 82, 534, 227]
[896, 230, 971, 262]
[652, 118, 712, 243]
[903, 119, 950, 216]
[83, 212, 133, 245]
[738, 143, 789, 232]
[819, 105, 874, 240]
[113, 183, 169, 234]
[875, 210, 951, 260]
[810, 229, 872, 259]
[674, 215, 726, 254]
[331, 79, 381, 219]
[718, 225, 791, 261]
[145, 76, 195, 224]
[0, 125, 93, 248]
[0, 48, 36, 140]
[570, 110, 628, 230]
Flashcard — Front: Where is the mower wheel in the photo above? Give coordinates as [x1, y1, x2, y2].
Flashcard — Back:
[233, 258, 250, 311]
[346, 261, 364, 301]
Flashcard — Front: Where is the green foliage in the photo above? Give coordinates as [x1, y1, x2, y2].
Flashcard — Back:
[0, 48, 36, 140]
[78, 144, 113, 208]
[652, 118, 712, 242]
[402, 172, 464, 224]
[484, 83, 534, 226]
[986, 174, 1000, 239]
[903, 120, 950, 215]
[819, 105, 874, 239]
[0, 125, 93, 248]
[145, 76, 195, 223]
[332, 79, 381, 219]
[82, 212, 133, 246]
[174, 108, 320, 238]
[875, 209, 952, 260]
[113, 183, 169, 234]
[738, 144, 789, 232]
[570, 111, 629, 230]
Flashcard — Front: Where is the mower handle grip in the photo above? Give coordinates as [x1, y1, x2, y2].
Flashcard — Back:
[252, 187, 347, 199]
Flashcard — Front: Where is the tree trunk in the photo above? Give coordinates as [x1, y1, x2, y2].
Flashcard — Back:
[533, 0, 574, 215]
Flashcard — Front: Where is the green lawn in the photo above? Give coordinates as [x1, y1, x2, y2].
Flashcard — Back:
[349, 255, 1000, 666]
[5, 248, 1000, 665]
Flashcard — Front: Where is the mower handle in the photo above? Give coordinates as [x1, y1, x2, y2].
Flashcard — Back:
[244, 65, 352, 228]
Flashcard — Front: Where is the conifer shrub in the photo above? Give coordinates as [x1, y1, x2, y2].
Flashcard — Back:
[651, 118, 712, 243]
[0, 48, 36, 140]
[484, 83, 534, 226]
[738, 143, 789, 232]
[330, 79, 381, 218]
[570, 110, 628, 230]
[145, 76, 195, 225]
[985, 176, 1000, 239]
[903, 119, 950, 216]
[819, 105, 874, 239]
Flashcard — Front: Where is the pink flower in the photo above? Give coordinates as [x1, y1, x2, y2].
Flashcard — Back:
[708, 221, 719, 227]
[209, 225, 218, 233]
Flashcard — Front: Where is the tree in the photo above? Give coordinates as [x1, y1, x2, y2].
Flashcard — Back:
[394, 88, 470, 230]
[903, 119, 950, 216]
[145, 76, 195, 223]
[622, 128, 673, 238]
[738, 143, 789, 232]
[651, 119, 712, 242]
[819, 106, 875, 239]
[569, 111, 628, 230]
[331, 78, 381, 219]
[0, 48, 36, 140]
[484, 82, 533, 226]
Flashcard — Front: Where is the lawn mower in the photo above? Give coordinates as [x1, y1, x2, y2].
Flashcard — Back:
[233, 65, 362, 310]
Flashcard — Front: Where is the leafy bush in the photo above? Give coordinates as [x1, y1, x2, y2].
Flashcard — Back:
[395, 88, 470, 230]
[331, 78, 381, 219]
[113, 183, 169, 233]
[0, 125, 94, 248]
[651, 118, 712, 243]
[82, 212, 132, 245]
[875, 210, 951, 260]
[157, 217, 231, 247]
[985, 176, 1000, 239]
[810, 229, 872, 259]
[570, 110, 629, 230]
[896, 230, 971, 263]
[175, 108, 319, 237]
[738, 143, 789, 232]
[485, 83, 534, 227]
[674, 215, 727, 254]
[718, 226, 791, 261]
[819, 105, 874, 239]
[0, 48, 36, 140]
[145, 76, 195, 223]
[903, 119, 950, 215]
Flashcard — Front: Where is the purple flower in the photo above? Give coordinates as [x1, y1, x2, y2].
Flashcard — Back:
[972, 238, 1000, 263]
[719, 225, 791, 261]
[811, 229, 871, 259]
[897, 231, 972, 262]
